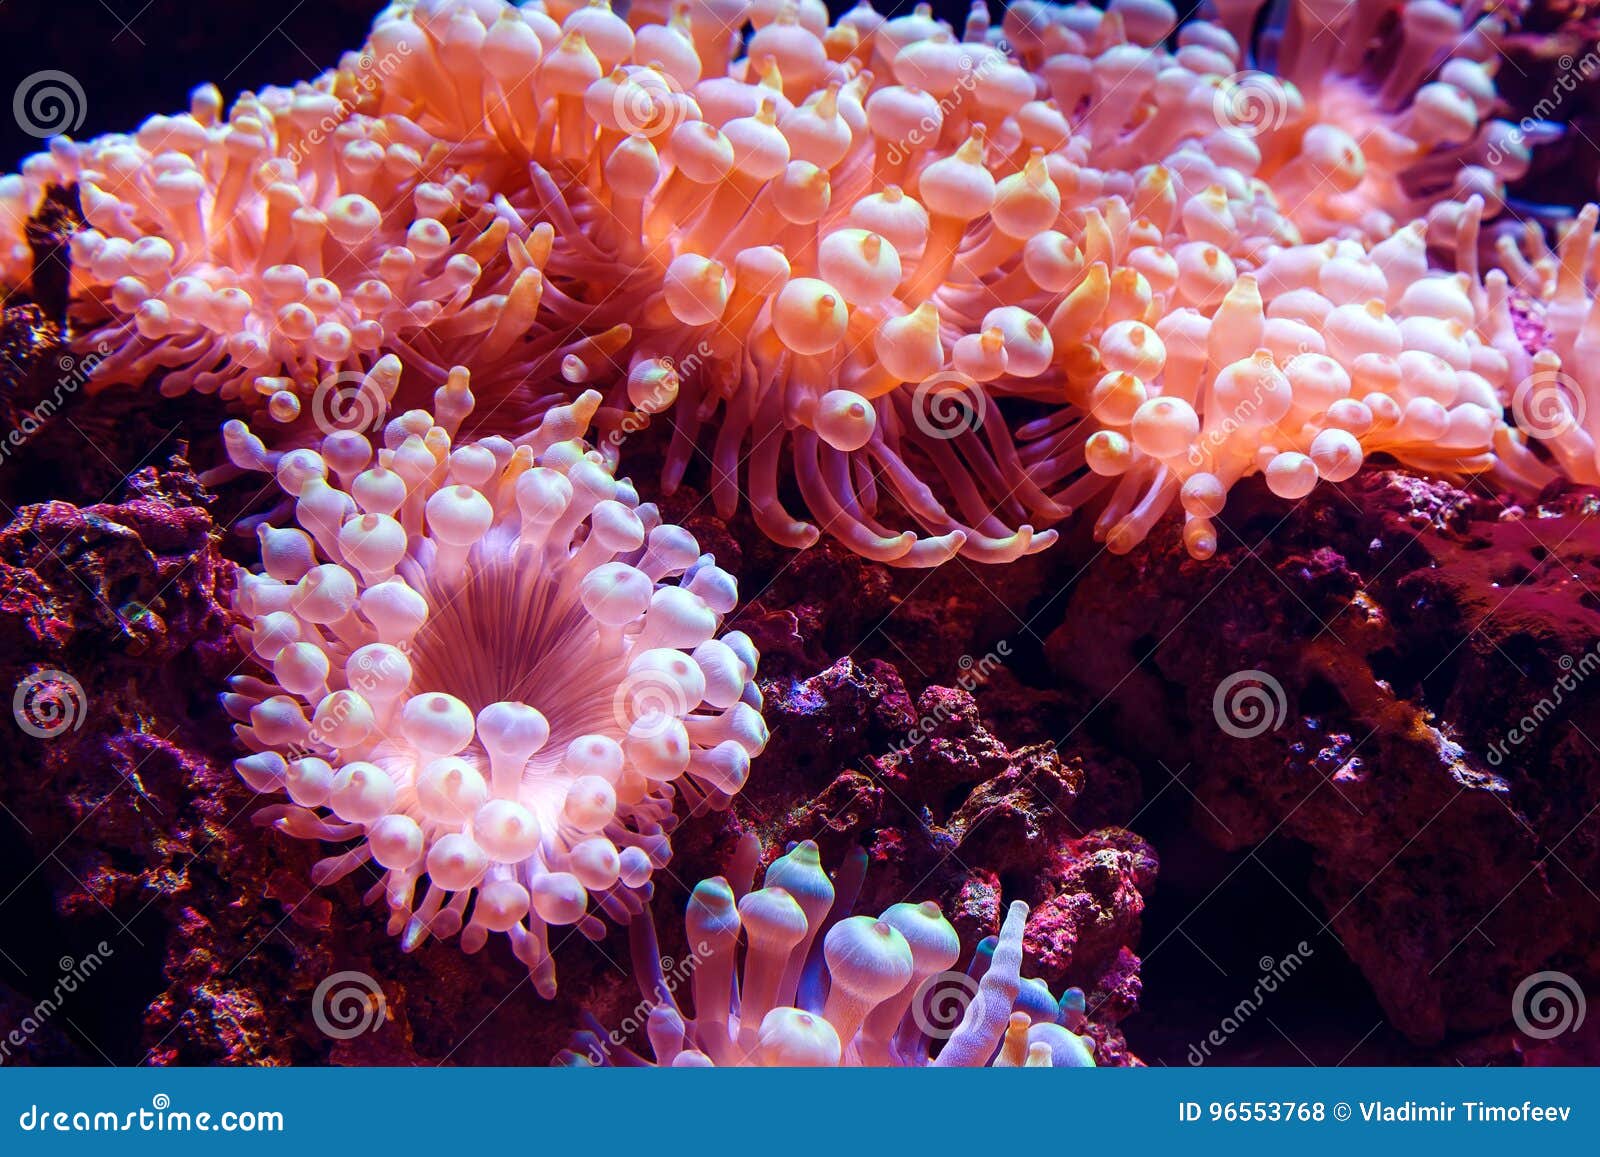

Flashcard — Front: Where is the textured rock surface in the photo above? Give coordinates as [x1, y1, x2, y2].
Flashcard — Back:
[1047, 470, 1600, 1050]
[731, 657, 1155, 1065]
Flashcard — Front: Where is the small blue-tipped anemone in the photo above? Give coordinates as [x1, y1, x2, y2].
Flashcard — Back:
[559, 837, 1096, 1067]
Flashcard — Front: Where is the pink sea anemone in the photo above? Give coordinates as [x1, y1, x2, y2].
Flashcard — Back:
[1040, 212, 1508, 557]
[223, 376, 766, 996]
[1200, 0, 1529, 245]
[561, 838, 1096, 1066]
[0, 0, 1573, 567]
[41, 84, 598, 433]
[1460, 199, 1600, 489]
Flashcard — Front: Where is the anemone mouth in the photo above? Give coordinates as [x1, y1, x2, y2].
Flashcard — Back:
[401, 545, 630, 753]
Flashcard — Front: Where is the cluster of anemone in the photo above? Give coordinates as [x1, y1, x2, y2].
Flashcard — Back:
[224, 374, 766, 996]
[1470, 201, 1600, 489]
[5, 0, 1582, 566]
[560, 839, 1096, 1067]
[1201, 0, 1530, 245]
[34, 85, 582, 429]
[1055, 211, 1508, 557]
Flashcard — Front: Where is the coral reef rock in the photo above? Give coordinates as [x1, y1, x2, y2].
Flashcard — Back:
[1047, 471, 1600, 1045]
[739, 655, 1155, 1065]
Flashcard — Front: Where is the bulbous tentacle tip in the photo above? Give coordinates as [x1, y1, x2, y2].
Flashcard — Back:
[894, 529, 967, 567]
[956, 525, 1047, 565]
[755, 507, 822, 550]
[400, 916, 430, 953]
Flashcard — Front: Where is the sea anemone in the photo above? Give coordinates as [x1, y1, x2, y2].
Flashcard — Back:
[1200, 0, 1531, 245]
[0, 164, 45, 287]
[0, 0, 1567, 566]
[35, 81, 605, 436]
[1462, 199, 1600, 489]
[1048, 215, 1507, 557]
[559, 838, 1096, 1066]
[223, 375, 767, 996]
[333, 0, 1088, 563]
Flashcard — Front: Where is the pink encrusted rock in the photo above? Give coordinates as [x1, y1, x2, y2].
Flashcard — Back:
[0, 459, 298, 1062]
[713, 655, 1156, 1064]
